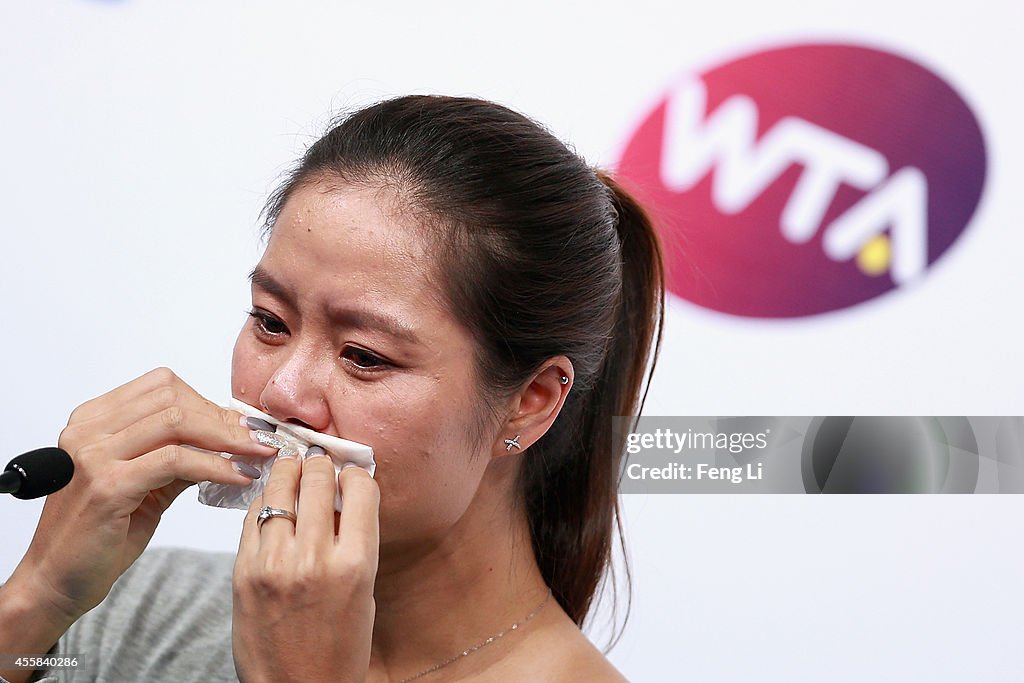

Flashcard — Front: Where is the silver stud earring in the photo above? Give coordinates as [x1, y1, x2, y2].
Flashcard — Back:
[504, 435, 522, 451]
[560, 375, 569, 385]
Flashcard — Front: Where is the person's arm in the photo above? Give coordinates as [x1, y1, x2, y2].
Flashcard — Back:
[0, 578, 70, 683]
[0, 368, 276, 682]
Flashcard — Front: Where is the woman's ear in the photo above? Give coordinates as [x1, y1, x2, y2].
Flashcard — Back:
[493, 357, 573, 457]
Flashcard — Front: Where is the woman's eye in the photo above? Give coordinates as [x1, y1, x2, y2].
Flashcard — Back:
[342, 346, 388, 371]
[247, 309, 288, 337]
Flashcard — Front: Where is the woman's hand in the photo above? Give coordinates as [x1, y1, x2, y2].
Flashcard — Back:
[232, 446, 380, 683]
[3, 367, 280, 633]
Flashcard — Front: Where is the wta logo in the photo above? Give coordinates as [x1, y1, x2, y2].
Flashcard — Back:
[617, 44, 987, 317]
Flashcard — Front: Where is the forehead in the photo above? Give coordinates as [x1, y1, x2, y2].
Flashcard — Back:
[271, 180, 426, 267]
[260, 181, 448, 325]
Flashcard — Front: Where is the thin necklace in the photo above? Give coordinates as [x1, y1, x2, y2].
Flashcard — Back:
[397, 589, 553, 683]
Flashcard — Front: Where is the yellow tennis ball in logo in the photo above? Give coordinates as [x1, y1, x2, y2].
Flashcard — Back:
[856, 234, 891, 276]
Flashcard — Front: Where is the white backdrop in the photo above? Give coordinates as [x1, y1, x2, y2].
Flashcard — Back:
[2, 1, 1022, 681]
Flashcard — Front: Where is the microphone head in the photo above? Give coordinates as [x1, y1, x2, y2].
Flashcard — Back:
[6, 447, 75, 499]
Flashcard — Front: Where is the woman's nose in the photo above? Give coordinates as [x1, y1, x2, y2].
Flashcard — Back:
[258, 346, 331, 431]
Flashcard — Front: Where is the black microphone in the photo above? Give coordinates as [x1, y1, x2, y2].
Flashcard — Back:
[1, 448, 75, 499]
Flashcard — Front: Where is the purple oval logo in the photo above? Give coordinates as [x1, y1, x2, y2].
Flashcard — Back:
[617, 43, 987, 318]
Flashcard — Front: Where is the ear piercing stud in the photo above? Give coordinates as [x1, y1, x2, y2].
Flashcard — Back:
[504, 435, 522, 451]
[560, 375, 569, 385]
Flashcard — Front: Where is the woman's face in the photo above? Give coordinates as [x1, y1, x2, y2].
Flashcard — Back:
[231, 179, 498, 549]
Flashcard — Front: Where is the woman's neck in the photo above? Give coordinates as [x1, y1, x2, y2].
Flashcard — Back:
[367, 464, 552, 681]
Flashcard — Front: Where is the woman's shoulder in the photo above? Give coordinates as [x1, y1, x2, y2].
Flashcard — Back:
[495, 608, 629, 683]
[539, 626, 629, 683]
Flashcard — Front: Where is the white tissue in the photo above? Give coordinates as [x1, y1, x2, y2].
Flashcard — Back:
[197, 398, 375, 512]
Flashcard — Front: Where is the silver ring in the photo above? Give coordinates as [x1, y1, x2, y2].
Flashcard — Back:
[257, 505, 297, 530]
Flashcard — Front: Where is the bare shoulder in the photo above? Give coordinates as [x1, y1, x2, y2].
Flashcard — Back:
[550, 636, 629, 683]
[495, 610, 630, 683]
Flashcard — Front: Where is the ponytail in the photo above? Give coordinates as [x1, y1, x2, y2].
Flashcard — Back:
[596, 170, 666, 426]
[523, 170, 665, 635]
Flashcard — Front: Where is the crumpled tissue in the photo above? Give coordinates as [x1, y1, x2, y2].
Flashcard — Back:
[198, 398, 375, 512]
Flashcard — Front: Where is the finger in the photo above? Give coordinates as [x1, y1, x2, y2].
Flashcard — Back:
[110, 478, 200, 535]
[123, 479, 198, 547]
[75, 380, 240, 438]
[149, 478, 198, 514]
[295, 447, 339, 544]
[125, 444, 260, 497]
[237, 492, 266, 566]
[69, 367, 184, 424]
[336, 466, 380, 559]
[258, 451, 302, 546]
[96, 405, 280, 462]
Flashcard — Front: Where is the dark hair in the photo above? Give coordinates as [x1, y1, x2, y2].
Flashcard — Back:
[262, 95, 664, 638]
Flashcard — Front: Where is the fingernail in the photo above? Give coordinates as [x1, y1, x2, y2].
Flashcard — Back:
[232, 461, 262, 479]
[305, 445, 327, 459]
[243, 416, 277, 432]
[251, 430, 287, 449]
[341, 462, 359, 470]
[277, 445, 301, 459]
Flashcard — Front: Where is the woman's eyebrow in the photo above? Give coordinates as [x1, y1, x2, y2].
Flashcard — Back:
[249, 266, 423, 346]
[326, 305, 423, 346]
[249, 266, 294, 304]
